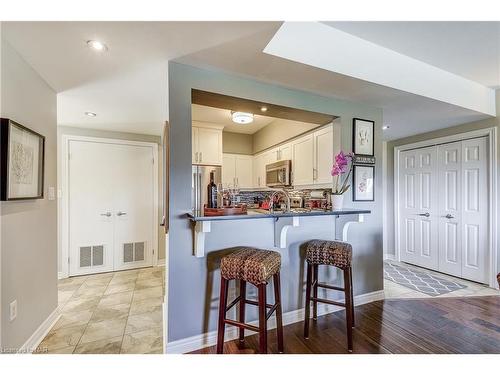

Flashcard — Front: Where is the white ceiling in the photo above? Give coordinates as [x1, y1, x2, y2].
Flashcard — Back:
[2, 21, 499, 139]
[192, 104, 275, 134]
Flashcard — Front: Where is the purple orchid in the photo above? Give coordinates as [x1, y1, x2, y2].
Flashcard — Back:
[331, 151, 353, 194]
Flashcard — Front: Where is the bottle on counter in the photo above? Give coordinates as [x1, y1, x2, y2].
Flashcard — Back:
[207, 172, 218, 209]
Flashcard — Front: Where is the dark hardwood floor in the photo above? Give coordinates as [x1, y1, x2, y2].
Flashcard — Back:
[191, 296, 500, 354]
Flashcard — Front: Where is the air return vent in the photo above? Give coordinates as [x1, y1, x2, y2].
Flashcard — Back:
[79, 245, 105, 268]
[123, 242, 146, 263]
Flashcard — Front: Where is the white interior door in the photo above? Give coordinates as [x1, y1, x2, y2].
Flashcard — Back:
[460, 137, 488, 283]
[69, 140, 155, 276]
[399, 146, 439, 269]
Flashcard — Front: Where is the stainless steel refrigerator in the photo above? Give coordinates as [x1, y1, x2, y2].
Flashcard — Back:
[192, 165, 222, 216]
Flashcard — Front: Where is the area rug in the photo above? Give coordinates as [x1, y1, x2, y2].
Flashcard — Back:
[384, 261, 467, 296]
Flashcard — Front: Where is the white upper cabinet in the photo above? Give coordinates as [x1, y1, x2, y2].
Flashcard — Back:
[313, 126, 334, 184]
[223, 153, 253, 188]
[292, 134, 315, 186]
[277, 143, 292, 161]
[192, 125, 223, 165]
[253, 150, 275, 188]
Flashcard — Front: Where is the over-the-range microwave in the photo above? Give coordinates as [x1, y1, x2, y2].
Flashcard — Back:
[266, 160, 291, 187]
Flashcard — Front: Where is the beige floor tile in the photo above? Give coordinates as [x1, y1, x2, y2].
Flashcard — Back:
[58, 276, 87, 287]
[58, 290, 76, 303]
[54, 309, 94, 330]
[84, 277, 113, 287]
[91, 303, 131, 323]
[87, 272, 115, 280]
[110, 273, 138, 284]
[125, 310, 162, 334]
[121, 328, 163, 354]
[74, 336, 123, 354]
[135, 278, 163, 290]
[132, 286, 163, 302]
[62, 296, 101, 313]
[38, 324, 87, 351]
[72, 284, 108, 298]
[129, 297, 163, 316]
[35, 345, 76, 354]
[80, 318, 127, 344]
[98, 291, 134, 307]
[104, 281, 136, 295]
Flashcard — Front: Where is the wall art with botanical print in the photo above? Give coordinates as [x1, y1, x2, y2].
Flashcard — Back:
[352, 118, 374, 156]
[353, 164, 374, 201]
[0, 118, 45, 200]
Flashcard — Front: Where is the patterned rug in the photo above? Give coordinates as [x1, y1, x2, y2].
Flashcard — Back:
[384, 261, 467, 296]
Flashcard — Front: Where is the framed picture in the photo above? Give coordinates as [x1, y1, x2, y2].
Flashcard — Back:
[353, 165, 374, 201]
[1, 118, 45, 200]
[352, 118, 374, 156]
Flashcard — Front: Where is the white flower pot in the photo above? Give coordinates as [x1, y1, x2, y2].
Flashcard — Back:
[332, 194, 344, 210]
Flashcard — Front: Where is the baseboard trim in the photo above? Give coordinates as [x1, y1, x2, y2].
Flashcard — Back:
[166, 289, 385, 354]
[19, 306, 61, 354]
[383, 254, 396, 261]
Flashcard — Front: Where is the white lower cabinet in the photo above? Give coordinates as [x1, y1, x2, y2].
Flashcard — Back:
[222, 153, 253, 188]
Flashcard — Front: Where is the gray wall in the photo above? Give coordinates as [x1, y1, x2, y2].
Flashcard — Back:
[252, 118, 320, 154]
[168, 62, 384, 343]
[57, 126, 166, 275]
[0, 40, 58, 349]
[384, 91, 500, 274]
[222, 131, 253, 155]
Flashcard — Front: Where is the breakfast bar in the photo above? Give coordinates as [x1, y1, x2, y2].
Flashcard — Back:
[187, 208, 371, 257]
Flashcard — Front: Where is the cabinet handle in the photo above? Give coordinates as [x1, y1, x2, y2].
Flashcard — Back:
[195, 152, 198, 163]
[313, 168, 317, 180]
[200, 152, 202, 162]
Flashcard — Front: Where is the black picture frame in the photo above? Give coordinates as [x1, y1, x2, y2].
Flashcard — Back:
[352, 118, 375, 156]
[352, 164, 375, 202]
[0, 118, 45, 201]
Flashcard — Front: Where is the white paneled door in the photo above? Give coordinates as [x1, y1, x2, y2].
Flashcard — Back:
[399, 138, 488, 283]
[69, 140, 155, 276]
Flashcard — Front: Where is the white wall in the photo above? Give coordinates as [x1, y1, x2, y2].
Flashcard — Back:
[0, 38, 58, 349]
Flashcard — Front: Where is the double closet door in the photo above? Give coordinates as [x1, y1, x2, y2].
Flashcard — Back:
[399, 137, 488, 283]
[68, 140, 155, 276]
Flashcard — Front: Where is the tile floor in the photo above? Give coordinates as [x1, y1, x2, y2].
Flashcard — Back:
[36, 266, 165, 354]
[384, 261, 500, 299]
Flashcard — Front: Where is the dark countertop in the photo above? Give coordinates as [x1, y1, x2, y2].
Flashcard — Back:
[187, 208, 371, 222]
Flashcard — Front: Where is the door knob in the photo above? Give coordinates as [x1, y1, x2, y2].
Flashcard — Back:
[418, 212, 430, 217]
[100, 212, 112, 217]
[116, 211, 127, 216]
[445, 214, 454, 219]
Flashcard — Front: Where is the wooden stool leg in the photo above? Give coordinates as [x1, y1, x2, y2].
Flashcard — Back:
[349, 266, 355, 327]
[312, 264, 319, 320]
[239, 280, 246, 342]
[273, 272, 284, 353]
[344, 268, 353, 352]
[258, 284, 268, 354]
[303, 263, 313, 338]
[216, 276, 229, 354]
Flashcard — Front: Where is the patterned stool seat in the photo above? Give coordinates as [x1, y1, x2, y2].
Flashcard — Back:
[305, 240, 352, 269]
[220, 247, 281, 285]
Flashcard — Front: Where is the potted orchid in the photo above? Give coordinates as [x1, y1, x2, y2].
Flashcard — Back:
[331, 151, 353, 209]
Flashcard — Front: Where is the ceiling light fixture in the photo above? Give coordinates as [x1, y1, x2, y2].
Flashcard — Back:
[231, 111, 254, 124]
[86, 40, 108, 52]
[382, 125, 390, 130]
[260, 106, 268, 112]
[85, 111, 97, 117]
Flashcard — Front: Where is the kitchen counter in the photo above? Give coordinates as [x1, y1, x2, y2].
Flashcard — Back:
[187, 208, 371, 257]
[187, 208, 371, 221]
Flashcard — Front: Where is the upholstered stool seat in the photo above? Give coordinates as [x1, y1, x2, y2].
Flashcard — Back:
[303, 239, 355, 352]
[217, 247, 284, 354]
[305, 239, 352, 269]
[220, 247, 281, 285]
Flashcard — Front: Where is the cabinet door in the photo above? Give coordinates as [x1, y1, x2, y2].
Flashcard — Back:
[314, 126, 334, 184]
[253, 153, 264, 188]
[292, 134, 314, 186]
[278, 143, 292, 161]
[197, 127, 222, 165]
[222, 154, 236, 186]
[235, 155, 253, 188]
[192, 127, 199, 164]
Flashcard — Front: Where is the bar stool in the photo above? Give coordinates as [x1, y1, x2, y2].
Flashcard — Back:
[216, 247, 284, 354]
[303, 239, 355, 352]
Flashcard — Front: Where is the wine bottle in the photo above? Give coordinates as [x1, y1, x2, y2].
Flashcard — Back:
[207, 171, 218, 209]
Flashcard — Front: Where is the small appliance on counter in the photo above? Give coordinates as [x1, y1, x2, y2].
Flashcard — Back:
[265, 160, 291, 187]
[306, 190, 331, 210]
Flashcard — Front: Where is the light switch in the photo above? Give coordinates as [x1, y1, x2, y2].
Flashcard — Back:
[48, 187, 56, 201]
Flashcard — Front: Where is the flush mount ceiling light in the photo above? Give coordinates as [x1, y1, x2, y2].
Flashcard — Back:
[382, 125, 390, 130]
[260, 106, 268, 112]
[86, 40, 108, 52]
[231, 111, 254, 124]
[85, 111, 97, 117]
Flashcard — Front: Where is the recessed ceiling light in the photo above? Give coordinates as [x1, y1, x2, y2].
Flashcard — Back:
[260, 106, 268, 112]
[86, 40, 107, 52]
[382, 125, 390, 130]
[85, 111, 97, 117]
[231, 111, 254, 124]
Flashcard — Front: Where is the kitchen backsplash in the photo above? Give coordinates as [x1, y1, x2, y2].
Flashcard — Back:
[237, 188, 333, 208]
